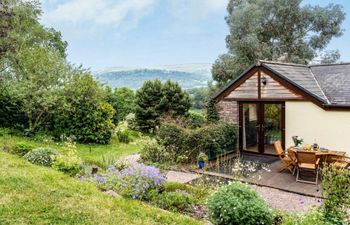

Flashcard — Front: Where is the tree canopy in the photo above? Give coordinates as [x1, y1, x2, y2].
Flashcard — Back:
[212, 0, 345, 84]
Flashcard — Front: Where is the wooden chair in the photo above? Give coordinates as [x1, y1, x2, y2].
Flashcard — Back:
[295, 151, 320, 185]
[274, 141, 294, 174]
[287, 148, 297, 175]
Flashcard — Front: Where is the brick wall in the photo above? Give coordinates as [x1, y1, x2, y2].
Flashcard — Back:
[216, 100, 238, 124]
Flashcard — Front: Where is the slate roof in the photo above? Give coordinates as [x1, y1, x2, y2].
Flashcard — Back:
[261, 62, 329, 103]
[213, 60, 350, 107]
[310, 63, 350, 105]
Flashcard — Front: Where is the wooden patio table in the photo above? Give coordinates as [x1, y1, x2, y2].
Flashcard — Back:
[288, 147, 348, 168]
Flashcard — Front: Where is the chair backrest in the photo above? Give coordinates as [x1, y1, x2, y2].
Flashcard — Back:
[274, 141, 285, 157]
[296, 151, 316, 164]
[288, 149, 297, 163]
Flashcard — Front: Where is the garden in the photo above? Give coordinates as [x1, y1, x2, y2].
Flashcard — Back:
[1, 1, 350, 224]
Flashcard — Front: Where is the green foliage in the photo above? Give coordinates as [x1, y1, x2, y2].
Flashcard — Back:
[116, 130, 131, 143]
[164, 182, 210, 204]
[207, 182, 275, 225]
[206, 99, 219, 123]
[24, 147, 57, 166]
[0, 84, 27, 128]
[153, 191, 195, 213]
[321, 164, 350, 224]
[135, 80, 163, 133]
[13, 141, 33, 156]
[54, 75, 115, 144]
[104, 86, 135, 125]
[143, 122, 237, 164]
[185, 111, 206, 129]
[140, 138, 175, 164]
[160, 80, 191, 117]
[114, 87, 136, 121]
[0, 0, 70, 131]
[280, 209, 324, 225]
[0, 1, 115, 144]
[135, 79, 191, 133]
[125, 113, 139, 130]
[52, 142, 82, 176]
[213, 0, 345, 84]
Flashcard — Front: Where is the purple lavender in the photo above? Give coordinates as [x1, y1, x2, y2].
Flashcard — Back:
[92, 162, 165, 200]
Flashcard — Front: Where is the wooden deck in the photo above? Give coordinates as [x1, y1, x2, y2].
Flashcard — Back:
[195, 154, 322, 198]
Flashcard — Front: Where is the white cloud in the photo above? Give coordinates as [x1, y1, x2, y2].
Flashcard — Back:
[43, 0, 156, 26]
[169, 0, 227, 20]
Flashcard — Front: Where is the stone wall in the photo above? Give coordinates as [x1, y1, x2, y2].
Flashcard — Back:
[216, 100, 238, 124]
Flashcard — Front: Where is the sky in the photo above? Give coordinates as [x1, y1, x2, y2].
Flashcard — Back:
[41, 0, 350, 71]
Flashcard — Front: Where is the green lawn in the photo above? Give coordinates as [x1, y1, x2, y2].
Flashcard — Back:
[0, 132, 142, 166]
[0, 151, 201, 225]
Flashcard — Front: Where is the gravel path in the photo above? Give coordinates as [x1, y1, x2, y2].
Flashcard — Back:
[251, 185, 322, 212]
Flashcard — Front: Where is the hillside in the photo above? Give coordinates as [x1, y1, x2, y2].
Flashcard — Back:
[94, 64, 212, 90]
[0, 151, 200, 225]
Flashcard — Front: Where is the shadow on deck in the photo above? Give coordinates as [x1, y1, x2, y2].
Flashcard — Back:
[195, 153, 322, 198]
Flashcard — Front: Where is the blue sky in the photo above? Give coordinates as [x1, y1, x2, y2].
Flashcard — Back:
[41, 0, 350, 71]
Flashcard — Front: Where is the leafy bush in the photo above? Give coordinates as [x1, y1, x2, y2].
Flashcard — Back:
[156, 122, 237, 163]
[185, 111, 206, 129]
[207, 182, 275, 225]
[12, 142, 34, 156]
[52, 142, 82, 176]
[54, 75, 115, 144]
[321, 164, 350, 224]
[116, 130, 131, 143]
[154, 191, 195, 213]
[164, 182, 210, 204]
[93, 163, 165, 200]
[140, 139, 175, 164]
[125, 113, 139, 130]
[206, 99, 219, 123]
[24, 147, 57, 166]
[280, 209, 324, 225]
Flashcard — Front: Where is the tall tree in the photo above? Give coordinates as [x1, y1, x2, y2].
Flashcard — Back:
[160, 80, 191, 117]
[0, 0, 70, 132]
[212, 0, 345, 84]
[135, 80, 163, 133]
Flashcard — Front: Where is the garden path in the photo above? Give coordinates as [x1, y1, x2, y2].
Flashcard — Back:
[165, 171, 202, 184]
[118, 153, 141, 164]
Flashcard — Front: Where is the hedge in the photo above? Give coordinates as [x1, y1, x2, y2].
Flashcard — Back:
[157, 122, 237, 162]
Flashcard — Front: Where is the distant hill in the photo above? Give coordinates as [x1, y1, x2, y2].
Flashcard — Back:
[93, 63, 212, 90]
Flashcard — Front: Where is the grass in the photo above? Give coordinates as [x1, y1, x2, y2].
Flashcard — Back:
[0, 151, 201, 225]
[0, 130, 142, 166]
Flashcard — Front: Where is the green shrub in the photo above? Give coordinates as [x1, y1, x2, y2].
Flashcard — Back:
[52, 142, 82, 176]
[125, 113, 139, 131]
[12, 142, 34, 156]
[185, 111, 206, 129]
[207, 182, 275, 225]
[158, 123, 186, 155]
[280, 209, 324, 225]
[54, 75, 115, 144]
[164, 182, 210, 204]
[116, 130, 131, 143]
[140, 139, 175, 164]
[153, 191, 195, 213]
[24, 147, 57, 166]
[322, 164, 350, 224]
[157, 122, 237, 163]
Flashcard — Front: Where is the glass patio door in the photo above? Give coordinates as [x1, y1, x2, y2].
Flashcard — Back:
[241, 103, 260, 153]
[240, 102, 284, 155]
[263, 103, 283, 155]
